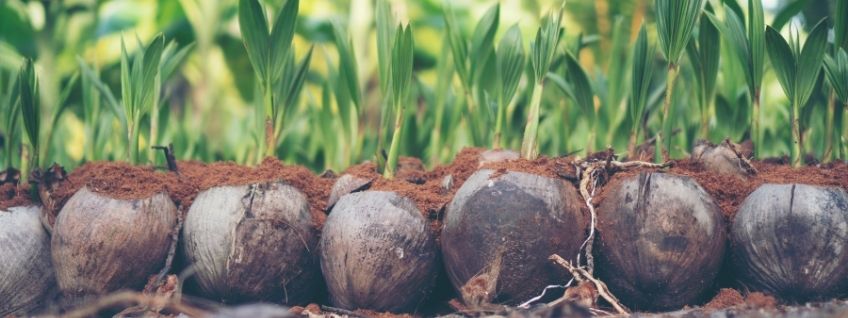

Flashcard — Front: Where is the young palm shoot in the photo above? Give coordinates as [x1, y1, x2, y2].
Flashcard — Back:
[332, 22, 362, 167]
[708, 0, 765, 155]
[383, 25, 414, 179]
[654, 0, 705, 161]
[549, 53, 596, 154]
[686, 11, 720, 139]
[824, 48, 848, 160]
[121, 35, 165, 164]
[444, 3, 500, 146]
[628, 25, 657, 155]
[493, 25, 525, 149]
[239, 0, 308, 159]
[520, 5, 564, 160]
[17, 60, 38, 184]
[765, 20, 828, 167]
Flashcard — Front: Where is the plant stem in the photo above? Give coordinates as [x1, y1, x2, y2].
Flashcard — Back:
[493, 96, 505, 149]
[149, 105, 159, 162]
[520, 81, 545, 160]
[824, 91, 836, 162]
[20, 146, 29, 184]
[791, 100, 802, 167]
[262, 83, 275, 159]
[128, 119, 140, 165]
[384, 103, 405, 179]
[658, 63, 678, 162]
[699, 95, 710, 140]
[752, 91, 761, 158]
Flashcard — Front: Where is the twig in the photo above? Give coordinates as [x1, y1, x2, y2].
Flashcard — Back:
[152, 212, 184, 289]
[152, 143, 179, 174]
[319, 305, 367, 317]
[549, 255, 629, 315]
[723, 138, 758, 175]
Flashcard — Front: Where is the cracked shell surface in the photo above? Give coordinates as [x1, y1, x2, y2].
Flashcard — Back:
[441, 169, 587, 305]
[0, 205, 55, 316]
[319, 191, 438, 312]
[182, 181, 320, 304]
[731, 183, 848, 302]
[52, 187, 177, 305]
[596, 172, 726, 311]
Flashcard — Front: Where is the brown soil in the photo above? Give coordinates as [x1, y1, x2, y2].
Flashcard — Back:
[480, 155, 576, 179]
[595, 159, 848, 219]
[48, 158, 334, 228]
[0, 183, 35, 210]
[704, 288, 745, 310]
[344, 149, 483, 230]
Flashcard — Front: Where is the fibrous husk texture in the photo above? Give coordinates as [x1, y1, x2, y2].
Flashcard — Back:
[52, 187, 177, 304]
[442, 169, 587, 305]
[596, 172, 726, 311]
[732, 183, 848, 302]
[182, 181, 320, 304]
[0, 205, 55, 316]
[319, 191, 438, 312]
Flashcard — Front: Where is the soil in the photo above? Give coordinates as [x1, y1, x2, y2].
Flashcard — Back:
[47, 158, 335, 228]
[343, 148, 482, 230]
[480, 154, 576, 180]
[0, 183, 34, 210]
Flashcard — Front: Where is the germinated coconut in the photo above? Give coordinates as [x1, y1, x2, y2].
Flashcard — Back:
[0, 206, 55, 316]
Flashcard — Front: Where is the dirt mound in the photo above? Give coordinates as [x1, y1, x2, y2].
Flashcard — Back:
[48, 158, 335, 228]
[0, 183, 34, 210]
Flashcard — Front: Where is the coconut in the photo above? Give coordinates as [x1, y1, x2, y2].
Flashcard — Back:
[52, 186, 178, 304]
[441, 169, 587, 305]
[0, 205, 55, 316]
[595, 172, 725, 310]
[319, 191, 438, 312]
[691, 140, 754, 177]
[731, 183, 848, 302]
[182, 181, 320, 304]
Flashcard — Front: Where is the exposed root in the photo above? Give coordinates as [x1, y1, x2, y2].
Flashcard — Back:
[549, 254, 629, 315]
[59, 290, 210, 318]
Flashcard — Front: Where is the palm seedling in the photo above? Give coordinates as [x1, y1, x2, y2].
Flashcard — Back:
[492, 25, 525, 149]
[331, 22, 363, 168]
[686, 9, 720, 140]
[708, 0, 765, 155]
[628, 25, 657, 156]
[17, 60, 39, 185]
[654, 0, 704, 161]
[520, 5, 564, 160]
[549, 52, 596, 154]
[238, 0, 312, 160]
[443, 3, 500, 147]
[824, 48, 848, 161]
[765, 20, 828, 167]
[382, 25, 415, 179]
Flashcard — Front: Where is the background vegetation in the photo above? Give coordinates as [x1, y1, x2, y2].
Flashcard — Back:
[0, 0, 845, 173]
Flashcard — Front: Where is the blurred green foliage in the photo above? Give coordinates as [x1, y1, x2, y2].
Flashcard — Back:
[0, 0, 846, 174]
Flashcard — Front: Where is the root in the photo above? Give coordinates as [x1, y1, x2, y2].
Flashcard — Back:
[549, 254, 629, 315]
[60, 290, 210, 318]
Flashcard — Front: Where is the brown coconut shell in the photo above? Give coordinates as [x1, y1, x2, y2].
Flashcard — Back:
[319, 191, 439, 312]
[596, 172, 726, 310]
[441, 169, 588, 305]
[0, 205, 55, 316]
[52, 187, 178, 304]
[732, 183, 848, 302]
[182, 181, 320, 304]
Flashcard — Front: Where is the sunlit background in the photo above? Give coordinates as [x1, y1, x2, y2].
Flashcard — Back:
[0, 0, 843, 172]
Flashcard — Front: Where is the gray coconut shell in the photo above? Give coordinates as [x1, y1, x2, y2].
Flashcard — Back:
[732, 183, 848, 302]
[596, 172, 726, 310]
[52, 187, 177, 303]
[0, 205, 55, 316]
[319, 191, 438, 312]
[441, 169, 588, 305]
[182, 181, 320, 304]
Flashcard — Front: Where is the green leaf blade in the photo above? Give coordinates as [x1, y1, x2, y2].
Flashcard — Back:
[765, 26, 796, 101]
[239, 0, 270, 84]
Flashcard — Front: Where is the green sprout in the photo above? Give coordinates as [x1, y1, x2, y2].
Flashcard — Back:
[686, 9, 720, 139]
[17, 59, 39, 184]
[2, 69, 20, 177]
[655, 0, 704, 161]
[383, 24, 415, 179]
[520, 5, 564, 160]
[549, 52, 596, 154]
[708, 0, 765, 155]
[493, 24, 525, 149]
[239, 0, 311, 160]
[331, 21, 363, 168]
[765, 20, 828, 167]
[444, 3, 500, 146]
[628, 24, 656, 155]
[824, 48, 848, 161]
